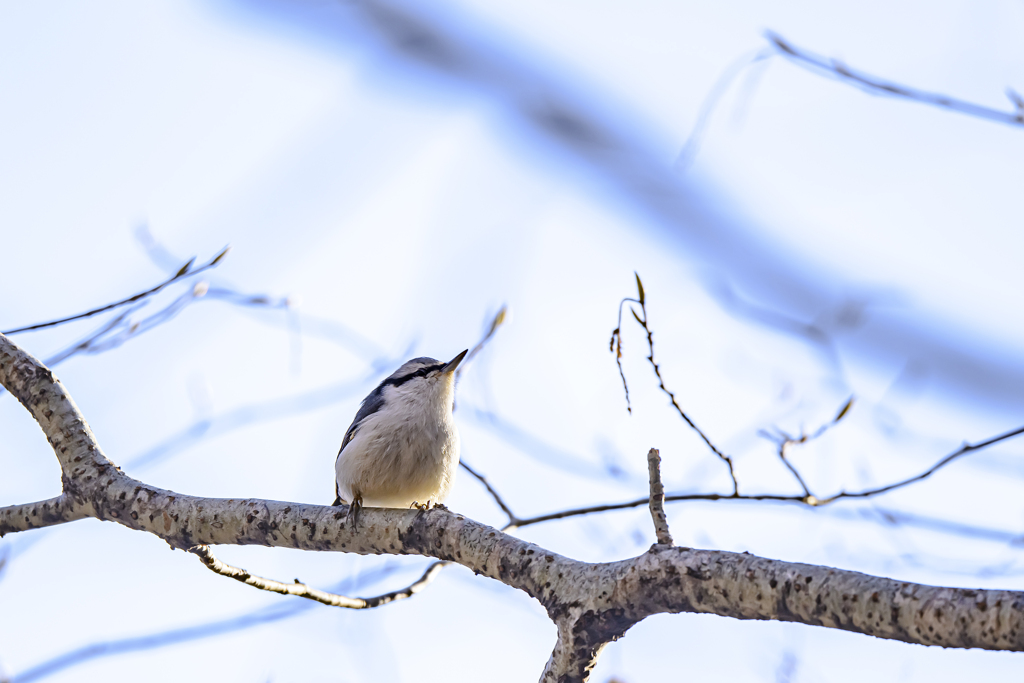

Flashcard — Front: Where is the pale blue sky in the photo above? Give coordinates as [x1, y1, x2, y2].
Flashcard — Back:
[1, 1, 1022, 681]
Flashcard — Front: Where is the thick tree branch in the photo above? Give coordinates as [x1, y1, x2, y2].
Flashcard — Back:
[3, 333, 1024, 683]
[0, 495, 89, 537]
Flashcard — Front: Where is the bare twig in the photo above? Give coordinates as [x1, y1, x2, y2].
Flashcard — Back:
[815, 424, 1024, 505]
[2, 247, 229, 335]
[609, 277, 643, 414]
[646, 448, 673, 546]
[460, 459, 519, 525]
[612, 274, 739, 494]
[776, 439, 814, 499]
[758, 397, 854, 502]
[40, 289, 199, 369]
[513, 423, 1024, 527]
[188, 545, 445, 609]
[767, 31, 1024, 127]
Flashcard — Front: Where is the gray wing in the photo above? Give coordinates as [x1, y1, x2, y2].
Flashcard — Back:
[337, 384, 386, 456]
[333, 384, 387, 505]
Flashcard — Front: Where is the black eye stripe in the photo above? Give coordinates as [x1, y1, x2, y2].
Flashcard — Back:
[385, 363, 446, 388]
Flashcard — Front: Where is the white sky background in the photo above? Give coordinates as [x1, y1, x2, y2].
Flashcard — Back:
[1, 0, 1023, 681]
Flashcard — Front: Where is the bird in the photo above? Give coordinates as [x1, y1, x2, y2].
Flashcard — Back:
[334, 349, 468, 522]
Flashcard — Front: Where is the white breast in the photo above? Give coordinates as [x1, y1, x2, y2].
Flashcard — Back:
[335, 373, 459, 508]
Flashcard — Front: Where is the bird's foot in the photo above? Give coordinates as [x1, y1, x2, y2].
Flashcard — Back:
[346, 495, 363, 527]
[410, 501, 447, 511]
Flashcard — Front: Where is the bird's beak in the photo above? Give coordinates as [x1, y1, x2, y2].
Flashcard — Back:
[443, 349, 469, 374]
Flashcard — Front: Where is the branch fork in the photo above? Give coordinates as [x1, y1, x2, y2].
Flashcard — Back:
[4, 331, 1024, 682]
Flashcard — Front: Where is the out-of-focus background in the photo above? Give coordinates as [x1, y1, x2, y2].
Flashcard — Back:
[1, 1, 1022, 681]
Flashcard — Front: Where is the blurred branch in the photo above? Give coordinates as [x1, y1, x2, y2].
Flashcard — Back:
[189, 545, 445, 609]
[674, 48, 774, 172]
[463, 405, 639, 482]
[40, 289, 197, 368]
[703, 275, 844, 374]
[2, 247, 229, 336]
[612, 274, 739, 494]
[123, 366, 391, 472]
[840, 506, 1024, 547]
[455, 305, 508, 385]
[230, 0, 1024, 419]
[10, 559, 408, 683]
[767, 31, 1024, 127]
[136, 226, 386, 362]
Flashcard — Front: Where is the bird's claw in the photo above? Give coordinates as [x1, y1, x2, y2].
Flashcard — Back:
[346, 495, 363, 527]
[410, 501, 447, 512]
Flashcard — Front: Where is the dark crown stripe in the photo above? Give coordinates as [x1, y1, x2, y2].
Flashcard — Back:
[384, 363, 447, 388]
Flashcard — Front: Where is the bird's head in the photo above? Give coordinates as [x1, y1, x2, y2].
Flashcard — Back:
[381, 349, 468, 407]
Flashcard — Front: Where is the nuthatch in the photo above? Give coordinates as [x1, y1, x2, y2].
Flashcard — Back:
[334, 350, 468, 521]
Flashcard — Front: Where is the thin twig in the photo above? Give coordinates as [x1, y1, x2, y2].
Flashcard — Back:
[646, 448, 673, 546]
[767, 31, 1024, 127]
[758, 397, 854, 502]
[815, 424, 1024, 505]
[2, 247, 229, 335]
[460, 459, 519, 525]
[640, 303, 738, 493]
[188, 545, 445, 609]
[515, 493, 791, 528]
[609, 295, 641, 414]
[613, 274, 739, 494]
[776, 440, 814, 499]
[513, 423, 1024, 527]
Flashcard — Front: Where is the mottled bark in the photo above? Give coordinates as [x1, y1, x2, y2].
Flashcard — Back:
[646, 448, 673, 546]
[2, 333, 1023, 683]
